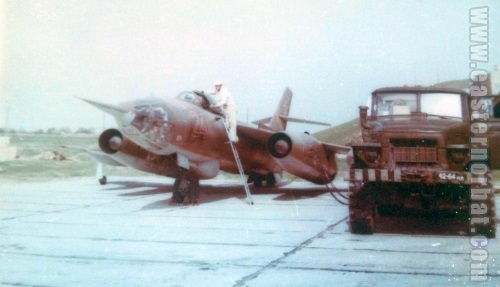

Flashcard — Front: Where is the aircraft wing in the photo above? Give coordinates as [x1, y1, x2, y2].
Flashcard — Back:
[61, 144, 126, 167]
[86, 149, 127, 166]
[236, 123, 274, 145]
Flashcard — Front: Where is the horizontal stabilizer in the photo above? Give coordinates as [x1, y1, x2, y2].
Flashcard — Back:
[322, 142, 351, 155]
[253, 116, 330, 127]
[280, 116, 331, 127]
[252, 117, 272, 125]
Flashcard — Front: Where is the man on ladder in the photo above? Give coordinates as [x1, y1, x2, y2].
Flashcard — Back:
[210, 80, 252, 204]
[210, 80, 239, 143]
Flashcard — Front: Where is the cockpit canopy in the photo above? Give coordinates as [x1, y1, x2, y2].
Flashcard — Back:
[176, 91, 213, 109]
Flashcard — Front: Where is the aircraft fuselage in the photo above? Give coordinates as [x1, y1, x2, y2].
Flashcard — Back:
[115, 96, 281, 179]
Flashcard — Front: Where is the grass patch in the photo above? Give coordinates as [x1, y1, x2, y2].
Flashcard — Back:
[1, 134, 152, 181]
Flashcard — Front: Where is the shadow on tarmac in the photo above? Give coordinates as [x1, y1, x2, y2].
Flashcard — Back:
[102, 181, 167, 192]
[100, 179, 347, 209]
[375, 215, 471, 236]
[95, 179, 498, 237]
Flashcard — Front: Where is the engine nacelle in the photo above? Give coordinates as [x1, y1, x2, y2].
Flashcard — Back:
[267, 132, 338, 184]
[99, 129, 124, 154]
[97, 128, 218, 180]
[97, 128, 184, 177]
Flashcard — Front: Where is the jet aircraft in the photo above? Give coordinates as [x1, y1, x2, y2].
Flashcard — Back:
[80, 88, 350, 204]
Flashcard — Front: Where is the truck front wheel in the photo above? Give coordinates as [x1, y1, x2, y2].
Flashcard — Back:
[470, 187, 497, 239]
[349, 182, 376, 234]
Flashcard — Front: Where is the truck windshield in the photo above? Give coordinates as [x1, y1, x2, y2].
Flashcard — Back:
[374, 92, 463, 118]
[375, 93, 417, 116]
[420, 93, 462, 118]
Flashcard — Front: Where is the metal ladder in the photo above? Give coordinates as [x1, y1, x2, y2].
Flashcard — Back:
[223, 121, 254, 205]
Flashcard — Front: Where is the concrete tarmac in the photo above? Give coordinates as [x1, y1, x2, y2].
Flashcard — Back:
[0, 177, 498, 286]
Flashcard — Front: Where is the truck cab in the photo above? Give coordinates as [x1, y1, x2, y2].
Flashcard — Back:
[345, 86, 497, 237]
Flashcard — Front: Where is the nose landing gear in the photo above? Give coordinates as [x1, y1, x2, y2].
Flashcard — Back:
[172, 173, 200, 205]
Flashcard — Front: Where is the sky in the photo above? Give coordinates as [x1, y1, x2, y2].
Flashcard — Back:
[1, 0, 499, 132]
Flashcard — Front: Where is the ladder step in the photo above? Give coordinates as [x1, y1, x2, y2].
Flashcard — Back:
[223, 121, 253, 204]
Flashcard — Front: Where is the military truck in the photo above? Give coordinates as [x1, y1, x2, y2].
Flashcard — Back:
[345, 86, 498, 237]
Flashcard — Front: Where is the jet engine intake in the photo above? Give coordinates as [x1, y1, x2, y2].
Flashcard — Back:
[99, 129, 124, 154]
[267, 132, 338, 184]
[267, 132, 292, 158]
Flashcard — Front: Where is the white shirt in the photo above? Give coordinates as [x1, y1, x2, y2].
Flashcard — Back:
[213, 86, 235, 109]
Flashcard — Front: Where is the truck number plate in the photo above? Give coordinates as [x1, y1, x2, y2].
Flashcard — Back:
[438, 172, 465, 182]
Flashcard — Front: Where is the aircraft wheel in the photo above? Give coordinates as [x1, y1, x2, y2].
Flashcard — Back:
[187, 179, 200, 205]
[173, 174, 199, 205]
[253, 176, 263, 188]
[248, 174, 263, 188]
[483, 191, 497, 238]
[172, 191, 185, 204]
[265, 174, 276, 187]
[98, 176, 107, 185]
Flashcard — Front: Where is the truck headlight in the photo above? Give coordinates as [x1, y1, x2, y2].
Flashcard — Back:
[354, 146, 381, 167]
[365, 150, 380, 164]
[448, 149, 467, 164]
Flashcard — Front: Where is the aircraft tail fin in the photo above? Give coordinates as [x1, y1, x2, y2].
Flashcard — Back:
[252, 88, 330, 131]
[252, 88, 292, 132]
[269, 88, 293, 131]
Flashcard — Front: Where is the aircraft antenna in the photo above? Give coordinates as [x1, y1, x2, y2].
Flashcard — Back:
[102, 112, 105, 132]
[5, 105, 9, 130]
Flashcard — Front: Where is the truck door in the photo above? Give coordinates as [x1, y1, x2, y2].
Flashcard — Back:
[490, 96, 500, 169]
[472, 96, 500, 169]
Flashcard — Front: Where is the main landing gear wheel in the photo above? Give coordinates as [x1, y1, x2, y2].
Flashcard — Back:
[265, 174, 276, 187]
[248, 174, 263, 188]
[248, 173, 276, 188]
[469, 184, 497, 239]
[98, 176, 107, 185]
[172, 174, 200, 205]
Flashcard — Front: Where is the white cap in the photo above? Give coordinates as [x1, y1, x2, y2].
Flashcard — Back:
[214, 80, 223, 86]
